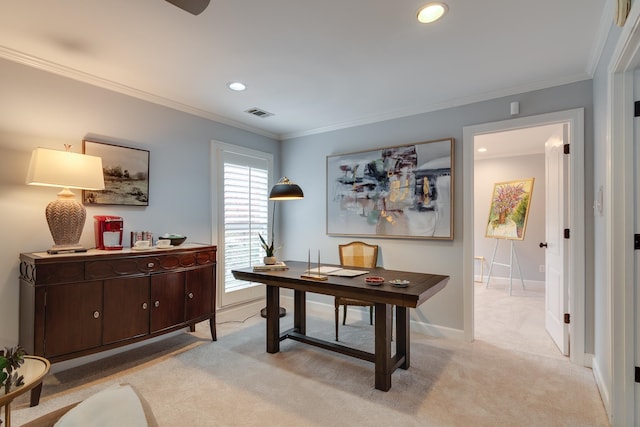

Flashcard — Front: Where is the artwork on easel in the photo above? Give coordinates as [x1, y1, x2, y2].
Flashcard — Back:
[485, 178, 534, 240]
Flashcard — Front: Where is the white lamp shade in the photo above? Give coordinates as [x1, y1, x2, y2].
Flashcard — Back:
[26, 147, 105, 190]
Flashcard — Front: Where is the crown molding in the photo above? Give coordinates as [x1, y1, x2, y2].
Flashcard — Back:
[0, 46, 279, 140]
[280, 74, 592, 140]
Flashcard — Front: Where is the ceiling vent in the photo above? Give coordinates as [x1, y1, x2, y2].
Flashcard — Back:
[245, 107, 274, 118]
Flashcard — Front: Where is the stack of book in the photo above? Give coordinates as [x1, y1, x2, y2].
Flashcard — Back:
[253, 262, 289, 272]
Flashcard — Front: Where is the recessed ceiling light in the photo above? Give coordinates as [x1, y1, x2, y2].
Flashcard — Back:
[417, 2, 448, 24]
[228, 82, 246, 91]
[477, 148, 487, 153]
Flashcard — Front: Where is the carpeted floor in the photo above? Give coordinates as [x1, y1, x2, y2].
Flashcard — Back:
[11, 300, 609, 426]
[475, 279, 564, 360]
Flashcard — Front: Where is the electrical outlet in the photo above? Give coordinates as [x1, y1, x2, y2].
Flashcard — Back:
[539, 265, 545, 273]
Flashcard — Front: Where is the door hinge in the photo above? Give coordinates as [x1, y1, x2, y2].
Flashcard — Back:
[564, 313, 570, 324]
[563, 144, 570, 154]
[564, 229, 570, 239]
[636, 366, 640, 383]
[635, 101, 640, 117]
[635, 234, 640, 250]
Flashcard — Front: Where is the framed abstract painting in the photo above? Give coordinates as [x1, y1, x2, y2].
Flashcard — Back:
[326, 138, 454, 240]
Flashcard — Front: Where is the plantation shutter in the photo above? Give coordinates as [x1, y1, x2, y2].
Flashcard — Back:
[222, 151, 269, 292]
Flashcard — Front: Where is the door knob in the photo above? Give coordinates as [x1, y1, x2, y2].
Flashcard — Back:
[539, 242, 548, 248]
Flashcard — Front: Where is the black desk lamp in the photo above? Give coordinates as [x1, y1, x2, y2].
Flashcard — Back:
[260, 177, 304, 318]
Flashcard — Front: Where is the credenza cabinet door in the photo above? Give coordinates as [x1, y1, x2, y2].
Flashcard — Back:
[186, 266, 214, 322]
[150, 271, 186, 333]
[103, 277, 150, 344]
[44, 281, 102, 358]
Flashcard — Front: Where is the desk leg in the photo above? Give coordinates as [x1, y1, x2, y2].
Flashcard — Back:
[374, 302, 392, 391]
[293, 290, 306, 334]
[396, 306, 410, 369]
[266, 285, 280, 354]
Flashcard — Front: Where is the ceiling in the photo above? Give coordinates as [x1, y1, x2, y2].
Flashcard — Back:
[474, 123, 564, 160]
[0, 1, 608, 140]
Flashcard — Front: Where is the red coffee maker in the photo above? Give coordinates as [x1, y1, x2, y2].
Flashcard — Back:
[94, 215, 124, 250]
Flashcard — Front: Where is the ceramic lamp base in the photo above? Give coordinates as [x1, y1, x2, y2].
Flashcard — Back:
[45, 188, 86, 249]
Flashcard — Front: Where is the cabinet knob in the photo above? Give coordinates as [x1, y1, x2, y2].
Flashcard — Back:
[93, 311, 100, 319]
[147, 262, 155, 268]
[188, 292, 194, 299]
[154, 301, 160, 308]
[142, 302, 148, 310]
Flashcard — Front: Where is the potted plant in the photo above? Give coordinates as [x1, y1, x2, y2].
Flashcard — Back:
[259, 233, 277, 265]
[0, 345, 25, 394]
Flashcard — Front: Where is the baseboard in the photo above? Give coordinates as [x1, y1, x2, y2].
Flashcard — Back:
[591, 356, 611, 416]
[216, 299, 265, 323]
[410, 319, 465, 340]
[582, 352, 593, 368]
[484, 276, 545, 289]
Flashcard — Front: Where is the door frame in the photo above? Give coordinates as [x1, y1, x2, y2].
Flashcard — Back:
[607, 5, 640, 422]
[462, 108, 586, 366]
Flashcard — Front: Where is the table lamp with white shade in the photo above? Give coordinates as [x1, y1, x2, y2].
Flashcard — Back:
[25, 146, 105, 254]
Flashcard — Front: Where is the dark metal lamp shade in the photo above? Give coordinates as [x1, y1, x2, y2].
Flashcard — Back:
[269, 177, 304, 200]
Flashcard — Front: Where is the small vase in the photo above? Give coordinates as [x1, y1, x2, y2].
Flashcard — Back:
[264, 256, 277, 265]
[498, 211, 507, 224]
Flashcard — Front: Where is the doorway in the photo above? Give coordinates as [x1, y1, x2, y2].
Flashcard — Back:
[472, 124, 564, 359]
[462, 108, 586, 366]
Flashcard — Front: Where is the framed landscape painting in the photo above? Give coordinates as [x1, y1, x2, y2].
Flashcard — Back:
[485, 178, 534, 240]
[326, 138, 454, 240]
[82, 140, 150, 206]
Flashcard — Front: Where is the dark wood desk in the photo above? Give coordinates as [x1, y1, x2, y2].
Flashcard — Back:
[232, 261, 449, 391]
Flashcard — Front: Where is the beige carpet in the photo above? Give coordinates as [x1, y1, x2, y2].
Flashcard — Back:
[11, 301, 608, 426]
[475, 279, 564, 360]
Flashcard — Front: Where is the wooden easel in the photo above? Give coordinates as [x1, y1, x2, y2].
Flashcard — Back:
[485, 239, 525, 295]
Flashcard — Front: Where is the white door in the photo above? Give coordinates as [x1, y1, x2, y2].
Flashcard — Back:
[544, 124, 569, 355]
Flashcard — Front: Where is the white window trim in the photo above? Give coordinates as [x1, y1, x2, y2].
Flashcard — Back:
[211, 140, 273, 308]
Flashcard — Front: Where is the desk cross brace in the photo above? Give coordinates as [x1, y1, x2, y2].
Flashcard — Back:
[266, 286, 410, 391]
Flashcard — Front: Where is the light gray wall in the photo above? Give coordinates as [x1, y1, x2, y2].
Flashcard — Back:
[0, 58, 280, 347]
[474, 154, 545, 282]
[0, 56, 596, 350]
[281, 80, 593, 335]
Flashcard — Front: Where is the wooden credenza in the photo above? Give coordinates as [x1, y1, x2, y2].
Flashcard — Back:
[19, 243, 216, 363]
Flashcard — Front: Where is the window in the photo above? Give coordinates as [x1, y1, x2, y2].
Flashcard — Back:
[213, 143, 273, 307]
